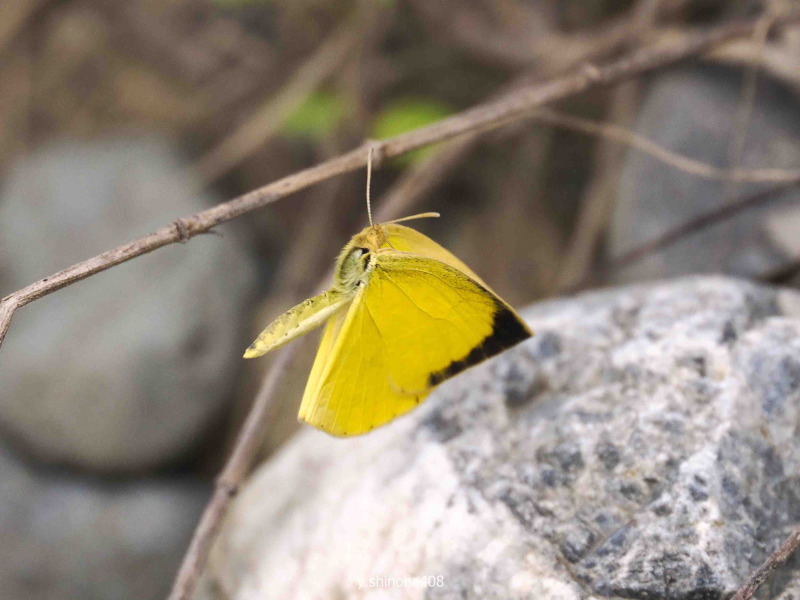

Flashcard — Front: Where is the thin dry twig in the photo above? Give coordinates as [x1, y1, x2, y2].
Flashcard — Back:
[171, 345, 299, 600]
[707, 37, 800, 89]
[760, 255, 800, 285]
[373, 137, 477, 222]
[157, 15, 800, 600]
[722, 9, 780, 207]
[554, 83, 641, 293]
[191, 8, 371, 185]
[556, 182, 800, 295]
[4, 13, 799, 356]
[557, 180, 800, 294]
[611, 181, 800, 268]
[730, 526, 800, 600]
[409, 0, 655, 69]
[534, 108, 800, 183]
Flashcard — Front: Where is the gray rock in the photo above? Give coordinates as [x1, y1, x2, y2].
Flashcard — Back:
[202, 277, 800, 599]
[610, 66, 800, 283]
[0, 137, 258, 471]
[0, 441, 208, 600]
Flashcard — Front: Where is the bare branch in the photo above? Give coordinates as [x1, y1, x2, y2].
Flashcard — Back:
[168, 345, 298, 600]
[556, 180, 800, 294]
[731, 526, 800, 600]
[534, 108, 800, 183]
[2, 13, 797, 354]
[722, 10, 780, 204]
[191, 9, 370, 184]
[707, 38, 800, 89]
[611, 181, 800, 269]
[554, 83, 642, 293]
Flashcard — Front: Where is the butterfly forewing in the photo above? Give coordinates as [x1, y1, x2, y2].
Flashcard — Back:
[383, 224, 487, 287]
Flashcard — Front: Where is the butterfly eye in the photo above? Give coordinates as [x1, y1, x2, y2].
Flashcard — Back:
[337, 246, 371, 286]
[350, 247, 371, 268]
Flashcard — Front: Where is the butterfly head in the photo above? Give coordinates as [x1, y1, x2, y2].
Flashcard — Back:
[339, 146, 444, 292]
[334, 212, 442, 292]
[334, 225, 385, 291]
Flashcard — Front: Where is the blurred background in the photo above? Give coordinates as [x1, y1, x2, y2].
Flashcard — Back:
[0, 0, 799, 598]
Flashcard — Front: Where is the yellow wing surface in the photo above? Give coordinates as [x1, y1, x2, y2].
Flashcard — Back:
[243, 289, 351, 358]
[298, 252, 531, 436]
[382, 224, 487, 287]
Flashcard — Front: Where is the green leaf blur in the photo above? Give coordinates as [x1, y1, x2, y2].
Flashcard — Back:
[282, 91, 345, 140]
[371, 98, 452, 164]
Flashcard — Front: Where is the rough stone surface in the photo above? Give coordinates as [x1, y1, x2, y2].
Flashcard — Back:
[0, 137, 258, 471]
[0, 441, 209, 600]
[610, 66, 800, 284]
[203, 277, 800, 600]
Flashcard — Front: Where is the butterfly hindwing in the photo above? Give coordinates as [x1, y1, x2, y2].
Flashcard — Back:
[297, 306, 349, 423]
[298, 252, 531, 436]
[299, 284, 415, 435]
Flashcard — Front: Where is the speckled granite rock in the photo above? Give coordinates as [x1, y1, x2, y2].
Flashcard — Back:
[202, 277, 800, 600]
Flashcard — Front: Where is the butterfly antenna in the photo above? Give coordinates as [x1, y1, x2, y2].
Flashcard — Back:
[366, 146, 374, 227]
[386, 212, 441, 224]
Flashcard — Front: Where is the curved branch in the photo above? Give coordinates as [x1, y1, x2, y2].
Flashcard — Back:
[2, 14, 796, 353]
[731, 526, 800, 600]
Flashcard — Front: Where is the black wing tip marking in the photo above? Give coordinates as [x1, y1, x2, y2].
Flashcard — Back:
[427, 304, 532, 387]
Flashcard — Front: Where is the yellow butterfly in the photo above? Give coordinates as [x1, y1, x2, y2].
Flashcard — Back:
[244, 154, 532, 436]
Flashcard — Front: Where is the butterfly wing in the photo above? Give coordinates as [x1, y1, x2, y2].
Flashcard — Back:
[297, 306, 349, 422]
[244, 289, 351, 358]
[383, 223, 487, 287]
[298, 252, 531, 436]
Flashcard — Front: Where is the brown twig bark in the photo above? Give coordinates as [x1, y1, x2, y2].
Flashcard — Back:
[609, 185, 800, 271]
[554, 83, 642, 293]
[726, 11, 778, 182]
[707, 38, 800, 90]
[408, 0, 658, 69]
[170, 345, 299, 600]
[731, 526, 800, 600]
[760, 255, 800, 285]
[3, 13, 799, 355]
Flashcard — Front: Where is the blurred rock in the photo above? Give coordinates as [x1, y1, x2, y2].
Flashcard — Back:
[203, 277, 800, 600]
[0, 137, 258, 472]
[610, 66, 800, 284]
[0, 441, 207, 600]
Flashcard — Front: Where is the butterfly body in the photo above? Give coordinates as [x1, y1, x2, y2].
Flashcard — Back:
[245, 221, 532, 436]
